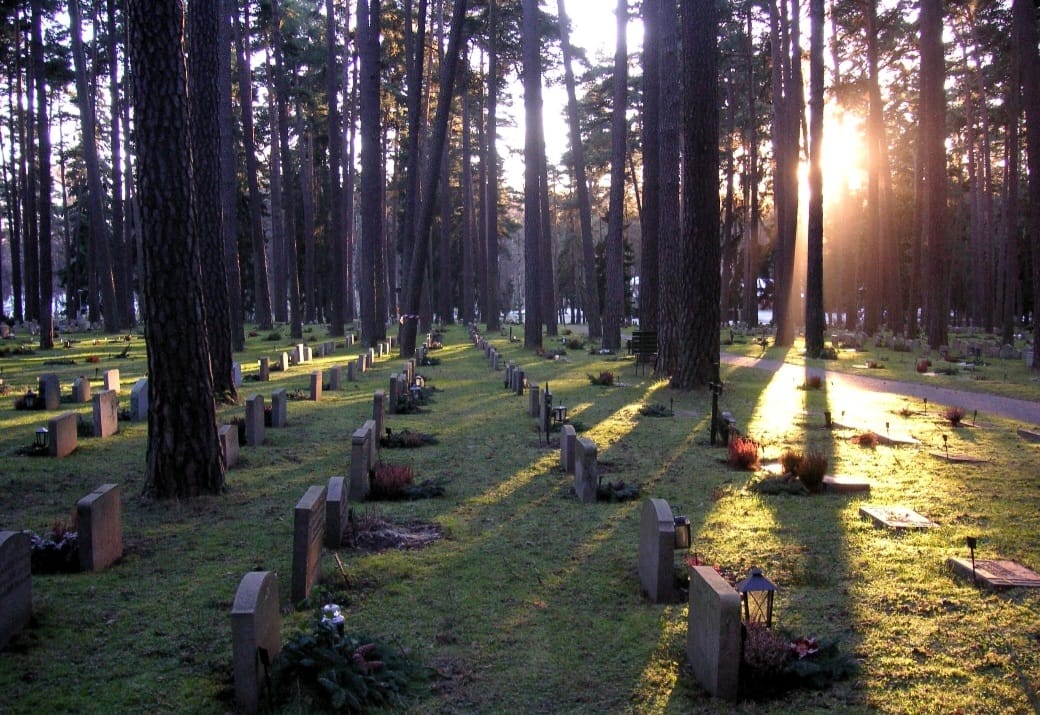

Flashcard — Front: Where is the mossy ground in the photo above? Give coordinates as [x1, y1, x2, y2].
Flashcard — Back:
[1, 323, 1039, 713]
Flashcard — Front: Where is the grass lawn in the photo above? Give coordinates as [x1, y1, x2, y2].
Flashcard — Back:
[1, 323, 1040, 713]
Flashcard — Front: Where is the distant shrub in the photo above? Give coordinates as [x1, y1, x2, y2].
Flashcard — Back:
[587, 371, 614, 386]
[727, 436, 759, 470]
[854, 431, 879, 448]
[916, 358, 931, 373]
[779, 449, 803, 475]
[795, 451, 828, 492]
[945, 405, 966, 426]
[565, 337, 584, 350]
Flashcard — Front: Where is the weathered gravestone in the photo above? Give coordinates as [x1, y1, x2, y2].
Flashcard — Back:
[325, 476, 349, 548]
[367, 348, 376, 365]
[310, 371, 323, 401]
[270, 389, 288, 428]
[328, 365, 342, 391]
[245, 395, 265, 446]
[349, 423, 372, 501]
[0, 531, 31, 651]
[373, 390, 386, 441]
[574, 437, 598, 503]
[77, 483, 122, 572]
[258, 357, 270, 382]
[219, 423, 240, 469]
[528, 383, 541, 418]
[686, 565, 741, 701]
[39, 373, 61, 410]
[560, 424, 577, 473]
[347, 362, 357, 382]
[92, 389, 119, 438]
[304, 346, 313, 363]
[48, 411, 78, 457]
[639, 498, 678, 603]
[102, 369, 120, 394]
[232, 362, 243, 389]
[230, 571, 281, 715]
[292, 485, 326, 603]
[294, 344, 306, 365]
[388, 374, 402, 414]
[364, 418, 378, 467]
[357, 354, 367, 374]
[279, 352, 290, 371]
[130, 378, 148, 421]
[71, 376, 91, 403]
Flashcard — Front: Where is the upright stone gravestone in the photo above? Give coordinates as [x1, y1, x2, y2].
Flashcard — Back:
[295, 344, 306, 365]
[48, 411, 78, 457]
[39, 373, 61, 410]
[0, 531, 31, 651]
[373, 390, 386, 442]
[269, 389, 288, 428]
[258, 357, 271, 382]
[102, 369, 120, 394]
[279, 352, 290, 371]
[347, 362, 357, 382]
[292, 485, 327, 603]
[219, 423, 240, 469]
[367, 347, 376, 365]
[528, 383, 541, 418]
[560, 424, 577, 473]
[71, 376, 91, 403]
[328, 365, 342, 391]
[574, 437, 598, 503]
[304, 346, 313, 363]
[245, 395, 265, 446]
[232, 362, 243, 388]
[357, 354, 367, 375]
[686, 565, 741, 701]
[92, 389, 119, 438]
[130, 378, 148, 421]
[76, 483, 122, 572]
[325, 476, 349, 548]
[639, 498, 677, 603]
[230, 571, 281, 715]
[364, 418, 378, 467]
[349, 423, 372, 501]
[388, 374, 402, 414]
[310, 371, 323, 401]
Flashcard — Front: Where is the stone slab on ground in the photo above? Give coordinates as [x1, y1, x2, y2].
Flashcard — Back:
[859, 505, 937, 530]
[948, 557, 1040, 590]
[928, 451, 989, 463]
[230, 571, 281, 714]
[1017, 428, 1040, 443]
[822, 475, 871, 494]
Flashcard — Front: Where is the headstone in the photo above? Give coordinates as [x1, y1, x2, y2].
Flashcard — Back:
[325, 476, 349, 548]
[406, 359, 415, 385]
[574, 437, 598, 503]
[0, 531, 31, 651]
[528, 383, 541, 418]
[948, 557, 1040, 590]
[357, 354, 366, 375]
[102, 369, 120, 394]
[48, 411, 78, 457]
[92, 389, 119, 438]
[316, 343, 326, 359]
[39, 373, 61, 410]
[368, 347, 376, 365]
[280, 352, 290, 371]
[304, 346, 313, 363]
[130, 378, 149, 421]
[258, 357, 271, 382]
[373, 390, 386, 443]
[999, 343, 1014, 359]
[292, 485, 326, 603]
[364, 418, 378, 467]
[389, 374, 402, 415]
[230, 571, 281, 715]
[349, 423, 372, 501]
[232, 362, 243, 388]
[71, 376, 91, 403]
[310, 371, 323, 401]
[245, 395, 265, 446]
[560, 424, 577, 473]
[686, 565, 741, 701]
[270, 389, 288, 428]
[639, 498, 678, 603]
[491, 351, 499, 371]
[859, 505, 937, 530]
[295, 343, 306, 365]
[347, 362, 357, 382]
[76, 483, 122, 572]
[219, 423, 240, 469]
[505, 362, 514, 389]
[1025, 348, 1035, 367]
[0, 323, 8, 339]
[378, 342, 385, 358]
[328, 365, 342, 391]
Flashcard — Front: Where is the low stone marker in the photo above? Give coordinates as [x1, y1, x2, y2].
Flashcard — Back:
[574, 437, 598, 503]
[219, 423, 240, 469]
[245, 395, 265, 446]
[859, 505, 937, 530]
[76, 483, 122, 571]
[271, 389, 288, 428]
[325, 476, 349, 548]
[232, 362, 243, 388]
[388, 374, 402, 414]
[103, 369, 120, 394]
[373, 390, 386, 442]
[347, 362, 357, 382]
[821, 475, 871, 493]
[258, 357, 271, 382]
[948, 557, 1040, 590]
[92, 389, 119, 438]
[294, 343, 306, 365]
[48, 411, 78, 457]
[686, 565, 741, 701]
[39, 373, 61, 410]
[130, 378, 148, 421]
[367, 347, 376, 365]
[310, 371, 323, 401]
[292, 485, 327, 603]
[304, 346, 313, 363]
[231, 571, 281, 714]
[357, 354, 367, 374]
[364, 418, 378, 467]
[560, 424, 577, 473]
[0, 531, 32, 651]
[639, 498, 678, 603]
[528, 383, 541, 418]
[72, 376, 91, 403]
[328, 365, 342, 391]
[349, 423, 372, 501]
[279, 352, 290, 371]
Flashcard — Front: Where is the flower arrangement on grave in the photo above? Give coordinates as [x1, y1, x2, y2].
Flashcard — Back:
[740, 623, 859, 698]
[851, 431, 879, 448]
[587, 370, 615, 386]
[28, 518, 81, 574]
[727, 436, 760, 470]
[944, 405, 967, 426]
[750, 449, 829, 495]
[916, 358, 931, 373]
[380, 428, 439, 449]
[638, 402, 673, 417]
[370, 463, 446, 500]
[595, 478, 640, 502]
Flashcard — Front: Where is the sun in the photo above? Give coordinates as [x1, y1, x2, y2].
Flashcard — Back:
[819, 109, 866, 195]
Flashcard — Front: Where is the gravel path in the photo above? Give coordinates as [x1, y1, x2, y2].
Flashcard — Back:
[721, 353, 1040, 426]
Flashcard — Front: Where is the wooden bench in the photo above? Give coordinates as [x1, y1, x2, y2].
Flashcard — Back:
[629, 330, 658, 375]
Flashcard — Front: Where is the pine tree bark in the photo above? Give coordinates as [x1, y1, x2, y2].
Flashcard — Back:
[601, 0, 627, 352]
[657, 0, 681, 375]
[218, 0, 244, 351]
[521, 0, 543, 349]
[1014, 0, 1040, 367]
[484, 0, 501, 332]
[327, 0, 347, 337]
[30, 0, 53, 349]
[359, 0, 382, 347]
[804, 0, 825, 357]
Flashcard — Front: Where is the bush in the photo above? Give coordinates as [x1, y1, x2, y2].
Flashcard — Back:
[565, 337, 584, 351]
[727, 436, 759, 469]
[945, 405, 966, 426]
[779, 449, 803, 475]
[854, 431, 879, 448]
[264, 331, 282, 341]
[795, 451, 828, 492]
[587, 371, 614, 386]
[916, 358, 931, 373]
[370, 463, 416, 499]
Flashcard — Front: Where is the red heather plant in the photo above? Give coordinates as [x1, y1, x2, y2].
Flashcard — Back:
[916, 359, 931, 373]
[371, 463, 416, 499]
[779, 449, 803, 475]
[854, 431, 879, 448]
[727, 436, 760, 469]
[801, 375, 823, 390]
[945, 405, 967, 426]
[587, 371, 615, 386]
[795, 451, 829, 492]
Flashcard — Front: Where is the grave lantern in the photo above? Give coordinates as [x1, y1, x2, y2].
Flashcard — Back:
[673, 514, 691, 550]
[735, 567, 777, 628]
[35, 426, 48, 450]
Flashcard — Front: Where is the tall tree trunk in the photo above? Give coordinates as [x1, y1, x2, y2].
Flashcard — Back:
[31, 0, 53, 349]
[1003, 4, 1022, 345]
[299, 119, 317, 324]
[522, 0, 543, 349]
[538, 136, 557, 336]
[657, 0, 681, 374]
[461, 80, 476, 324]
[601, 0, 627, 351]
[1014, 0, 1040, 368]
[400, 0, 429, 313]
[637, 0, 658, 336]
[742, 4, 760, 330]
[128, 0, 225, 499]
[108, 0, 132, 329]
[6, 86, 24, 323]
[863, 0, 883, 336]
[804, 0, 825, 356]
[189, 0, 236, 400]
[267, 57, 288, 324]
[920, 0, 948, 349]
[484, 0, 501, 332]
[358, 0, 382, 347]
[326, 0, 346, 337]
[218, 0, 244, 350]
[343, 48, 358, 324]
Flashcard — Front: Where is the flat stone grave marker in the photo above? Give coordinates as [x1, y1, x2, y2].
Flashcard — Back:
[686, 565, 741, 701]
[258, 357, 271, 382]
[948, 558, 1040, 590]
[325, 476, 348, 548]
[245, 394, 265, 446]
[71, 376, 91, 403]
[219, 423, 240, 468]
[0, 530, 32, 651]
[822, 475, 871, 494]
[103, 369, 120, 394]
[1018, 428, 1040, 443]
[560, 424, 576, 473]
[574, 437, 598, 503]
[77, 483, 122, 571]
[292, 485, 326, 603]
[859, 505, 937, 530]
[92, 389, 119, 438]
[928, 451, 989, 463]
[39, 373, 60, 410]
[310, 371, 322, 401]
[130, 378, 148, 421]
[639, 498, 677, 603]
[230, 571, 281, 714]
[271, 389, 288, 428]
[48, 411, 78, 457]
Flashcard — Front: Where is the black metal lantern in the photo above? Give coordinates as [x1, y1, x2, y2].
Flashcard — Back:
[673, 515, 692, 550]
[35, 426, 48, 450]
[735, 567, 777, 628]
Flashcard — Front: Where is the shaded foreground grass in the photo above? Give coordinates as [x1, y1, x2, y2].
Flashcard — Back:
[1, 324, 1039, 713]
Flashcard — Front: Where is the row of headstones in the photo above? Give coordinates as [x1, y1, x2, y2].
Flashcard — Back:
[387, 360, 417, 414]
[41, 390, 121, 458]
[0, 484, 123, 651]
[36, 369, 122, 410]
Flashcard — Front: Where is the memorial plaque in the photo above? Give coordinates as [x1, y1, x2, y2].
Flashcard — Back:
[948, 558, 1040, 590]
[1017, 428, 1040, 443]
[859, 505, 937, 530]
[822, 475, 871, 494]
